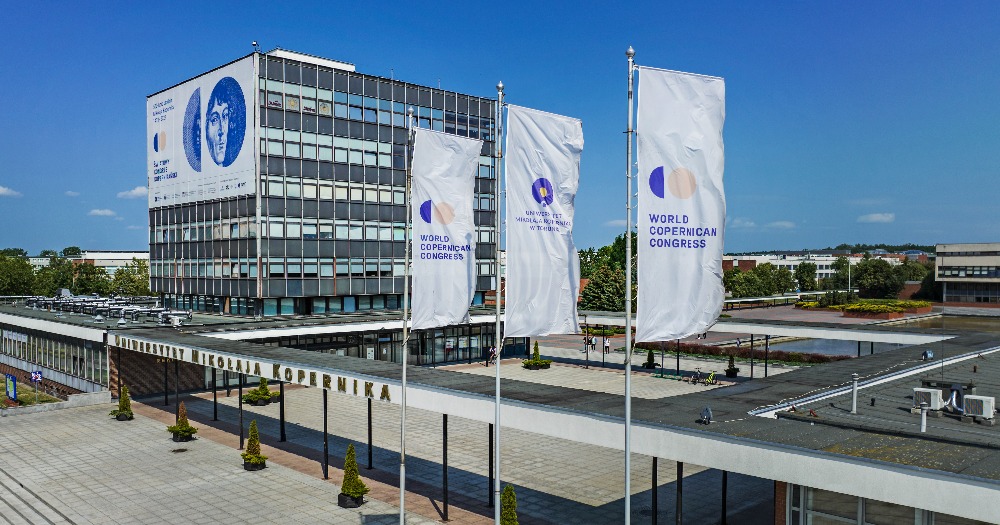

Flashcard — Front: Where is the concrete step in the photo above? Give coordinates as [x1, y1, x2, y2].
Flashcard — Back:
[0, 467, 72, 525]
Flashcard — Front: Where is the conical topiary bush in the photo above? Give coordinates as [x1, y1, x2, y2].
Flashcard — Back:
[241, 420, 267, 470]
[166, 401, 198, 441]
[109, 385, 134, 420]
[338, 443, 369, 508]
[501, 484, 518, 525]
[533, 341, 540, 361]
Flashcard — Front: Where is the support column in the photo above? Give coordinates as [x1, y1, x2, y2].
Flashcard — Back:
[764, 336, 769, 378]
[443, 414, 449, 521]
[322, 388, 329, 480]
[117, 346, 123, 399]
[721, 470, 728, 525]
[488, 423, 494, 508]
[675, 339, 680, 376]
[173, 359, 180, 421]
[367, 397, 373, 469]
[750, 335, 755, 379]
[652, 457, 658, 525]
[225, 370, 231, 397]
[163, 360, 168, 406]
[238, 373, 244, 450]
[871, 341, 874, 355]
[676, 462, 683, 525]
[273, 380, 283, 441]
[857, 341, 861, 358]
[212, 367, 218, 421]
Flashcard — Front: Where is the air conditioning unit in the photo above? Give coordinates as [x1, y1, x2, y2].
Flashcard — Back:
[963, 395, 996, 419]
[913, 388, 945, 410]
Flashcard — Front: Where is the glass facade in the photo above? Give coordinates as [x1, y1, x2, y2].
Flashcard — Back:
[786, 484, 992, 524]
[0, 325, 108, 387]
[150, 52, 497, 316]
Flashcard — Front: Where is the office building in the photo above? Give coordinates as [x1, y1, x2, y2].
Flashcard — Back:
[147, 49, 498, 318]
[937, 242, 1000, 304]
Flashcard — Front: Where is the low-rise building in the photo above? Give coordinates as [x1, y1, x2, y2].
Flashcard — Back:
[936, 242, 1000, 304]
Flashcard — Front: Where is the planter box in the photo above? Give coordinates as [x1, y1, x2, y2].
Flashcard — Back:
[641, 363, 657, 370]
[338, 494, 365, 508]
[904, 306, 933, 314]
[725, 369, 740, 378]
[523, 362, 551, 370]
[244, 461, 266, 471]
[251, 399, 270, 407]
[172, 433, 194, 442]
[842, 311, 904, 320]
[116, 413, 133, 421]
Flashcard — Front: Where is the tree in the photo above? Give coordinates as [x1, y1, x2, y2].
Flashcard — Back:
[110, 258, 150, 296]
[60, 246, 82, 257]
[580, 265, 628, 312]
[724, 268, 767, 298]
[0, 248, 28, 258]
[854, 258, 904, 299]
[32, 258, 74, 296]
[0, 255, 34, 295]
[893, 259, 929, 282]
[756, 263, 796, 295]
[241, 420, 267, 465]
[579, 247, 610, 279]
[606, 232, 637, 272]
[37, 249, 58, 258]
[914, 265, 942, 301]
[340, 443, 370, 498]
[794, 262, 818, 291]
[824, 256, 852, 290]
[73, 263, 110, 295]
[501, 485, 519, 525]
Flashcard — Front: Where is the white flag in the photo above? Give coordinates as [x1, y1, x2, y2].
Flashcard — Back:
[410, 128, 482, 330]
[636, 67, 726, 342]
[505, 105, 583, 337]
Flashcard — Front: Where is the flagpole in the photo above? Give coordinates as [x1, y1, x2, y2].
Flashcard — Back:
[399, 106, 415, 525]
[493, 80, 505, 525]
[624, 45, 636, 525]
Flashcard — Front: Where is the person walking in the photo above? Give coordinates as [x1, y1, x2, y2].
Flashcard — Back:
[604, 338, 611, 354]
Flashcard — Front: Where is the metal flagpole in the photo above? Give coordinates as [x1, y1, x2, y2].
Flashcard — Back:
[493, 81, 505, 525]
[624, 45, 636, 525]
[399, 106, 415, 525]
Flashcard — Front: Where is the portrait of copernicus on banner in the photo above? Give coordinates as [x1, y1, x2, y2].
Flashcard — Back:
[204, 76, 246, 167]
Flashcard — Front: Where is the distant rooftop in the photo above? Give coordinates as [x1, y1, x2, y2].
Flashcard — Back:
[266, 48, 355, 72]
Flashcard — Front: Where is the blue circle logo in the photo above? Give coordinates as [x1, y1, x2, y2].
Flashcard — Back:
[649, 166, 666, 198]
[649, 166, 697, 200]
[531, 178, 554, 206]
[204, 77, 246, 167]
[183, 88, 201, 172]
[152, 131, 166, 153]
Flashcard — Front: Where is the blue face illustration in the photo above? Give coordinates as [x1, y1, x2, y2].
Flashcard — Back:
[204, 76, 246, 167]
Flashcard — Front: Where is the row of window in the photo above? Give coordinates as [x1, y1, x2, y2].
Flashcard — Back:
[258, 79, 495, 140]
[150, 258, 498, 279]
[260, 175, 495, 211]
[152, 216, 498, 244]
[1, 328, 108, 386]
[938, 266, 1000, 278]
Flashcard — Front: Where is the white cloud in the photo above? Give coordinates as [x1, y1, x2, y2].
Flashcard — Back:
[0, 185, 22, 197]
[729, 218, 756, 229]
[88, 209, 117, 217]
[65, 191, 80, 197]
[857, 213, 895, 223]
[604, 219, 627, 228]
[765, 221, 796, 229]
[126, 225, 146, 230]
[117, 186, 147, 199]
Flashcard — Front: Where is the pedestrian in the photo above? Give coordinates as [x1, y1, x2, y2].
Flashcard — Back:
[604, 338, 611, 354]
[591, 336, 598, 353]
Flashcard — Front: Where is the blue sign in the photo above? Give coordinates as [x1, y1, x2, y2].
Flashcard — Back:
[31, 371, 42, 383]
[4, 374, 16, 401]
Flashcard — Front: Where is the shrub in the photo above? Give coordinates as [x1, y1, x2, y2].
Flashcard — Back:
[726, 355, 738, 371]
[644, 349, 655, 367]
[843, 303, 904, 314]
[501, 484, 519, 525]
[521, 341, 552, 368]
[241, 420, 267, 465]
[166, 401, 198, 438]
[532, 341, 540, 361]
[109, 384, 134, 419]
[242, 377, 280, 403]
[341, 443, 370, 499]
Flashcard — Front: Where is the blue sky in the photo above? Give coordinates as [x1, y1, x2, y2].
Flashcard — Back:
[1, 2, 998, 254]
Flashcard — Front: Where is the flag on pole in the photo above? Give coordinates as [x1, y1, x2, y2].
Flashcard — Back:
[504, 105, 583, 337]
[636, 67, 726, 342]
[410, 128, 483, 330]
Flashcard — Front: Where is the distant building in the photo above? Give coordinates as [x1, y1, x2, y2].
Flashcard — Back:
[69, 251, 149, 275]
[936, 242, 1000, 304]
[723, 253, 902, 283]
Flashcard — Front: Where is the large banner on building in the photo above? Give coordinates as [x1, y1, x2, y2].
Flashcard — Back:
[504, 105, 583, 337]
[636, 67, 726, 342]
[410, 128, 482, 330]
[147, 55, 256, 208]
